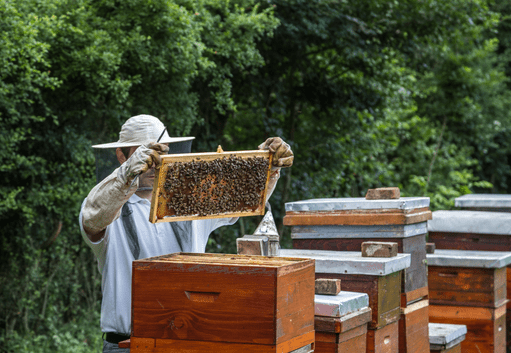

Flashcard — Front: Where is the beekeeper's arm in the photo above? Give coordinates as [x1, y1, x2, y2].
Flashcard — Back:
[81, 143, 169, 242]
[258, 137, 294, 201]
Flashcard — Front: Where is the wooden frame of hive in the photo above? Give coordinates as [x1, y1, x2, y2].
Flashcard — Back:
[149, 150, 272, 223]
[130, 252, 315, 352]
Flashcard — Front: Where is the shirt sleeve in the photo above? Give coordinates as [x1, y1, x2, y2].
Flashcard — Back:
[79, 198, 108, 272]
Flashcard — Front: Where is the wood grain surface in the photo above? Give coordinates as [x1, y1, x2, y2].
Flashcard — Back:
[366, 320, 399, 353]
[507, 308, 511, 352]
[400, 286, 428, 307]
[283, 208, 431, 226]
[132, 253, 315, 347]
[316, 272, 401, 329]
[429, 231, 511, 350]
[428, 266, 507, 308]
[314, 307, 371, 353]
[314, 307, 372, 334]
[428, 232, 511, 252]
[314, 325, 368, 353]
[129, 332, 315, 353]
[398, 299, 429, 353]
[429, 304, 506, 353]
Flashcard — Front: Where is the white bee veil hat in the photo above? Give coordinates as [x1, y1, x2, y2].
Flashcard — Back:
[92, 114, 194, 149]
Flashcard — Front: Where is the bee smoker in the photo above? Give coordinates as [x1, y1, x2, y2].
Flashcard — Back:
[236, 202, 280, 256]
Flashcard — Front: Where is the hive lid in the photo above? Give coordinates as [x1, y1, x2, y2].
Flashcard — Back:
[291, 223, 427, 239]
[136, 252, 313, 268]
[279, 249, 411, 276]
[455, 194, 511, 208]
[315, 291, 369, 317]
[429, 323, 467, 345]
[426, 249, 511, 269]
[427, 210, 511, 235]
[285, 197, 430, 212]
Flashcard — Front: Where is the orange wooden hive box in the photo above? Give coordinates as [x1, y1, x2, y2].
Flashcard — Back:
[130, 253, 315, 353]
[280, 249, 412, 353]
[284, 197, 431, 353]
[428, 210, 511, 351]
[313, 291, 372, 353]
[427, 249, 511, 353]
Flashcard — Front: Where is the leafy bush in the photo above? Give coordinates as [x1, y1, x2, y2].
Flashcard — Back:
[2, 1, 511, 352]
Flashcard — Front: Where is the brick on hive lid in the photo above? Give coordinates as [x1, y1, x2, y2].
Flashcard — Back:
[426, 243, 435, 254]
[365, 187, 400, 200]
[361, 241, 398, 258]
[315, 278, 341, 295]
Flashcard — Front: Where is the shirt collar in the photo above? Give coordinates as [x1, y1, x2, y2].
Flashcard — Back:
[128, 193, 151, 204]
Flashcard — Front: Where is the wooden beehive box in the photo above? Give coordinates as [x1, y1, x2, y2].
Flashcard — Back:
[131, 253, 315, 353]
[429, 323, 467, 353]
[279, 249, 409, 330]
[429, 304, 506, 353]
[150, 150, 272, 223]
[285, 197, 431, 300]
[399, 299, 430, 353]
[280, 249, 410, 353]
[428, 210, 511, 351]
[366, 321, 399, 353]
[427, 249, 511, 308]
[314, 291, 372, 353]
[427, 250, 511, 353]
[427, 211, 511, 253]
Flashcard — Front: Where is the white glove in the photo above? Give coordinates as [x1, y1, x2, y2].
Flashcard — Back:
[258, 137, 294, 202]
[82, 143, 168, 238]
[117, 143, 168, 185]
[258, 137, 294, 169]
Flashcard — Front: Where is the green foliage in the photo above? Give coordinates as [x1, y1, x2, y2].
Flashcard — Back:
[0, 0, 277, 351]
[3, 0, 511, 351]
[0, 311, 102, 353]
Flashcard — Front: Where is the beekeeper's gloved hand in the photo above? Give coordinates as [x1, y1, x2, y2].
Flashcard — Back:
[258, 137, 294, 169]
[258, 137, 293, 201]
[82, 143, 169, 240]
[117, 143, 169, 185]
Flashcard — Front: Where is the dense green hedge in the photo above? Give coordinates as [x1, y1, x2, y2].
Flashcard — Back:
[2, 0, 511, 351]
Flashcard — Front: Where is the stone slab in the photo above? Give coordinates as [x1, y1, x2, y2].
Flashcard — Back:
[315, 291, 369, 317]
[455, 194, 511, 208]
[427, 210, 511, 235]
[291, 223, 428, 239]
[279, 249, 411, 276]
[426, 249, 511, 269]
[285, 197, 430, 212]
[429, 323, 467, 345]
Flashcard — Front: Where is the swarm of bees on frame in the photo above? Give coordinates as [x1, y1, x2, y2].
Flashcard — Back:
[162, 155, 270, 217]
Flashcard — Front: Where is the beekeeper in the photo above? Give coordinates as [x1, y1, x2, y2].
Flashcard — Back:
[79, 114, 293, 352]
